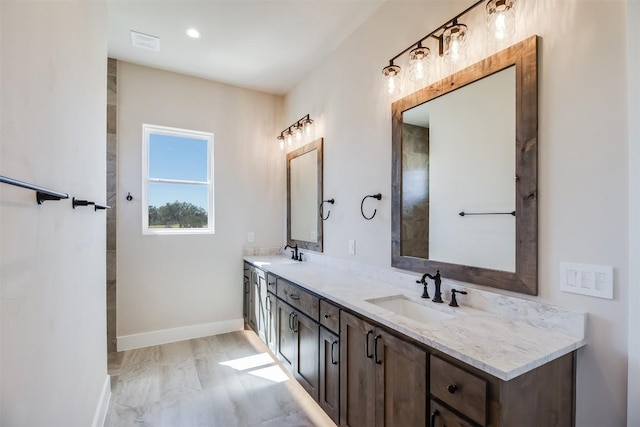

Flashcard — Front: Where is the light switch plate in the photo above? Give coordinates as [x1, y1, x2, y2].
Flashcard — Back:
[247, 232, 255, 243]
[560, 262, 613, 299]
[348, 240, 355, 255]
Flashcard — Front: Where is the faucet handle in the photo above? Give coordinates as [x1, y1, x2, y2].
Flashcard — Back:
[449, 289, 468, 307]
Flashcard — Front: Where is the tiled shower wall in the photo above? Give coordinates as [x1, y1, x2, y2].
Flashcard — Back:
[107, 58, 117, 353]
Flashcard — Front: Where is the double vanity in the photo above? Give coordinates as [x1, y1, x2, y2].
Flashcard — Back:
[243, 255, 586, 427]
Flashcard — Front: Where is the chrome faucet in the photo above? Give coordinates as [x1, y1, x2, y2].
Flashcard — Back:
[423, 270, 443, 303]
[284, 244, 302, 261]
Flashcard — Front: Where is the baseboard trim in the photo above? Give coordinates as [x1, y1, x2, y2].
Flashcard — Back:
[91, 375, 111, 427]
[117, 318, 244, 351]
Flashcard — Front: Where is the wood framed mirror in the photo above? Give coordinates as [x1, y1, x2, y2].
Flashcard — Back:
[391, 36, 538, 295]
[287, 138, 323, 252]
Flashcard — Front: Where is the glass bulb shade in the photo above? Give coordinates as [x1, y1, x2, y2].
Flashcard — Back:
[279, 139, 285, 150]
[408, 46, 430, 82]
[302, 118, 315, 139]
[284, 129, 294, 146]
[382, 64, 402, 95]
[487, 0, 516, 40]
[294, 125, 303, 141]
[443, 23, 468, 64]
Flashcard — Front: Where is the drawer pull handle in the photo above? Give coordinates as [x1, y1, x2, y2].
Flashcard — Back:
[447, 384, 458, 394]
[365, 330, 374, 358]
[324, 314, 331, 319]
[374, 335, 382, 365]
[430, 409, 440, 427]
[290, 293, 300, 300]
[331, 340, 339, 365]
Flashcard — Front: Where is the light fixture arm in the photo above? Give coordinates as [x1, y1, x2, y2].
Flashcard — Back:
[386, 0, 484, 64]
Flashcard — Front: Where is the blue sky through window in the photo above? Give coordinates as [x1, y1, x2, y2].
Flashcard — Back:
[148, 133, 210, 210]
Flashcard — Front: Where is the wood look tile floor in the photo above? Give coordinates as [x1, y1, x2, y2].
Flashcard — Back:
[105, 330, 336, 427]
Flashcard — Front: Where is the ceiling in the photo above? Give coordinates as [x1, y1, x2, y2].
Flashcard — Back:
[107, 0, 386, 95]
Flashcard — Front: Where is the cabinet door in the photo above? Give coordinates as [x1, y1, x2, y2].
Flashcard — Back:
[340, 311, 376, 427]
[248, 269, 257, 331]
[256, 270, 267, 343]
[276, 301, 296, 372]
[293, 311, 320, 400]
[374, 330, 427, 427]
[265, 293, 277, 354]
[319, 326, 340, 424]
[243, 274, 250, 323]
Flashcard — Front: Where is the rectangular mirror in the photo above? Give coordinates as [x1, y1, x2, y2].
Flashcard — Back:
[392, 36, 538, 295]
[287, 138, 323, 252]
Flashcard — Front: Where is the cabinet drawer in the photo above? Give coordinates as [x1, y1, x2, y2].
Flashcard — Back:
[277, 279, 319, 320]
[319, 300, 340, 334]
[430, 400, 475, 427]
[267, 273, 277, 295]
[430, 356, 487, 426]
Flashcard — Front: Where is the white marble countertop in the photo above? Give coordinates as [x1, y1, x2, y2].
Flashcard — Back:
[244, 255, 587, 381]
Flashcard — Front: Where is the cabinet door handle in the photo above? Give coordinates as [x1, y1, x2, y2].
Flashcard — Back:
[365, 330, 374, 358]
[290, 293, 300, 300]
[374, 334, 382, 364]
[447, 384, 458, 394]
[292, 314, 298, 333]
[430, 409, 440, 427]
[288, 312, 294, 331]
[331, 340, 339, 365]
[266, 295, 271, 312]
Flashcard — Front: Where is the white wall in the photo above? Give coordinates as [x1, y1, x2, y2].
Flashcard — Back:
[0, 1, 109, 426]
[117, 62, 284, 348]
[627, 0, 639, 424]
[285, 1, 629, 425]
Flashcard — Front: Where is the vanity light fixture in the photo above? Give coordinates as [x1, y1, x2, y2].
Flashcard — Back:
[442, 20, 468, 64]
[276, 114, 315, 150]
[408, 43, 430, 83]
[486, 0, 516, 40]
[381, 0, 516, 93]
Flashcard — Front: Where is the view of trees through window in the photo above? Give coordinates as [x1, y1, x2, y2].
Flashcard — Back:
[148, 201, 208, 229]
[143, 124, 214, 233]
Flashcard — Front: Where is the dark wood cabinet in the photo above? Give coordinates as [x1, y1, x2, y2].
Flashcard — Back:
[244, 262, 576, 427]
[340, 311, 426, 427]
[276, 300, 320, 400]
[319, 326, 340, 424]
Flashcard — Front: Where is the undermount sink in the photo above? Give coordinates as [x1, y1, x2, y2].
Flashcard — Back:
[366, 295, 455, 324]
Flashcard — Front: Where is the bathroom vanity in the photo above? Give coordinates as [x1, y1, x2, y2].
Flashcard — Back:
[243, 257, 585, 427]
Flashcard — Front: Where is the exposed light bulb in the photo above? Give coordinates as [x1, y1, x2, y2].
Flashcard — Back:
[487, 0, 516, 41]
[443, 22, 468, 64]
[408, 46, 430, 83]
[302, 118, 315, 140]
[382, 63, 401, 95]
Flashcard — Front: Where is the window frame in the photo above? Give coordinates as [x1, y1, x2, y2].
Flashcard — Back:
[142, 124, 214, 235]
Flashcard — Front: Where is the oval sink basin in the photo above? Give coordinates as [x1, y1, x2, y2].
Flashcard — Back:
[366, 295, 455, 324]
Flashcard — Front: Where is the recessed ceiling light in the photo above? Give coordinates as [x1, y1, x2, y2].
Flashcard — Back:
[186, 28, 200, 39]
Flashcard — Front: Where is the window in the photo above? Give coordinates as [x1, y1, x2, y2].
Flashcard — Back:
[142, 124, 214, 234]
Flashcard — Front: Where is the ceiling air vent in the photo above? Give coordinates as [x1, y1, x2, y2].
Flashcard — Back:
[130, 31, 160, 52]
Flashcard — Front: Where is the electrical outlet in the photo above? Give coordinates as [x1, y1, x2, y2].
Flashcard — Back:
[348, 240, 356, 255]
[560, 262, 613, 299]
[247, 232, 255, 243]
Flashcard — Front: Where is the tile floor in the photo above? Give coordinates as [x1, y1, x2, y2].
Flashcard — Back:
[105, 330, 336, 426]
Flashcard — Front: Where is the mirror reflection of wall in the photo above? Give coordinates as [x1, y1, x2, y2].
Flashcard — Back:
[401, 66, 516, 272]
[290, 149, 318, 242]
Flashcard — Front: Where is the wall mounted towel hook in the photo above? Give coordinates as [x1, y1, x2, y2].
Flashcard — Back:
[126, 192, 133, 201]
[319, 198, 335, 220]
[361, 193, 382, 220]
